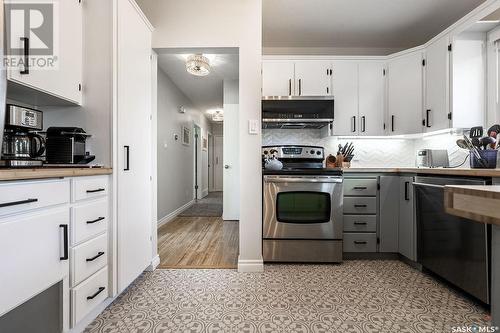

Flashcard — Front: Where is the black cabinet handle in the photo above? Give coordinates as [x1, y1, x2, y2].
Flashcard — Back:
[298, 79, 302, 96]
[86, 188, 105, 193]
[59, 224, 69, 260]
[351, 116, 356, 132]
[354, 222, 367, 226]
[405, 181, 410, 201]
[391, 115, 395, 132]
[288, 79, 292, 96]
[426, 109, 431, 128]
[0, 198, 38, 208]
[361, 116, 366, 132]
[354, 241, 367, 245]
[124, 145, 130, 171]
[354, 204, 367, 208]
[353, 186, 367, 190]
[86, 252, 105, 262]
[87, 217, 105, 224]
[20, 37, 30, 75]
[87, 287, 105, 300]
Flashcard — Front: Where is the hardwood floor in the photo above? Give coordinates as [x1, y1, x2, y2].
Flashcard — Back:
[157, 216, 239, 269]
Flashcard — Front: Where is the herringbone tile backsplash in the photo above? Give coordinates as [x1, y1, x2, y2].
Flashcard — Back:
[262, 129, 469, 168]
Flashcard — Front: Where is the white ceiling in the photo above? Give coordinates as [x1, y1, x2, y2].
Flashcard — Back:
[263, 0, 486, 51]
[157, 53, 239, 112]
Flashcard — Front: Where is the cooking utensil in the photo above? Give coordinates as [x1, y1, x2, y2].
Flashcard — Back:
[470, 126, 483, 139]
[456, 139, 468, 150]
[464, 135, 488, 167]
[479, 136, 496, 150]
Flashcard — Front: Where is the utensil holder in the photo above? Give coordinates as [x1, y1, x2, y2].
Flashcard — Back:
[470, 150, 498, 169]
[326, 155, 337, 169]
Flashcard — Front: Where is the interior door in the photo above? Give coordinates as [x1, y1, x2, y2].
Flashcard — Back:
[294, 60, 332, 96]
[116, 0, 152, 293]
[359, 62, 385, 136]
[425, 35, 450, 131]
[331, 61, 358, 135]
[387, 51, 423, 135]
[262, 60, 294, 97]
[213, 135, 223, 192]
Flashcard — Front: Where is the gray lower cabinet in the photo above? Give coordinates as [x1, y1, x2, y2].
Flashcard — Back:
[344, 233, 377, 252]
[398, 176, 416, 261]
[379, 176, 399, 252]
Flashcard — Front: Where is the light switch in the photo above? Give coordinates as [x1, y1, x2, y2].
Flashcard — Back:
[248, 120, 259, 135]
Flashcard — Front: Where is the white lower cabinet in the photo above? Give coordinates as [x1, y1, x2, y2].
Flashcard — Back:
[71, 267, 109, 326]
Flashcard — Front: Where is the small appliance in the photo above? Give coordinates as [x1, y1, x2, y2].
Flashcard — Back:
[46, 127, 95, 165]
[0, 105, 45, 167]
[262, 145, 343, 263]
[416, 149, 449, 168]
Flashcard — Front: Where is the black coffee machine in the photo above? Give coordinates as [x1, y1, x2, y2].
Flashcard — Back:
[46, 127, 95, 165]
[0, 105, 45, 167]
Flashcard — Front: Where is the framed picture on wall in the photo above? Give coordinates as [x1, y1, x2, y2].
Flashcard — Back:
[182, 126, 191, 146]
[202, 137, 208, 151]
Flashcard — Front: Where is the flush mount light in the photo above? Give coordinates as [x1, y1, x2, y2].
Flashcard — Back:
[186, 54, 211, 76]
[212, 110, 224, 122]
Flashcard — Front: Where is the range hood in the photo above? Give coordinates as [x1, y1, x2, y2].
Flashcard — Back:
[262, 96, 334, 129]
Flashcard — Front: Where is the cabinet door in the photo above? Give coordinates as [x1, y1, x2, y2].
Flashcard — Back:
[262, 60, 295, 97]
[0, 208, 69, 316]
[359, 62, 385, 136]
[294, 61, 332, 96]
[379, 176, 399, 253]
[331, 61, 358, 135]
[425, 35, 450, 131]
[7, 0, 83, 104]
[399, 177, 415, 261]
[387, 51, 423, 135]
[117, 0, 152, 293]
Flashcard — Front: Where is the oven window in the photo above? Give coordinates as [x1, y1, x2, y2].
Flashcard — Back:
[276, 191, 331, 223]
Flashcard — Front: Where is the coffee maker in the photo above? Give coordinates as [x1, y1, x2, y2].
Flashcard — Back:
[0, 105, 45, 167]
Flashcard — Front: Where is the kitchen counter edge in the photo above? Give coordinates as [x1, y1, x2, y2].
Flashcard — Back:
[343, 168, 500, 177]
[0, 168, 113, 181]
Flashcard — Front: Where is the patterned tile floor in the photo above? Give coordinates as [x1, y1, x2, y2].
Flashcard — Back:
[85, 261, 490, 333]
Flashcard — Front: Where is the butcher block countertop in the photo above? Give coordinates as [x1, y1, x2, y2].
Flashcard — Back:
[343, 167, 500, 177]
[0, 167, 113, 181]
[444, 185, 500, 226]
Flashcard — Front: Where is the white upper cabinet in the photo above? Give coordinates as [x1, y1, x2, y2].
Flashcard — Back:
[424, 34, 451, 131]
[387, 51, 424, 135]
[6, 0, 83, 105]
[262, 60, 295, 97]
[294, 60, 332, 96]
[331, 61, 358, 135]
[358, 62, 385, 136]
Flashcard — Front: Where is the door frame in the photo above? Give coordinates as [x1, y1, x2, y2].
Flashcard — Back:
[213, 134, 224, 192]
[207, 132, 213, 192]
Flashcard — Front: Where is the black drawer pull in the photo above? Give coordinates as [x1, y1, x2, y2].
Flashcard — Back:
[86, 252, 105, 262]
[354, 222, 367, 225]
[0, 198, 38, 208]
[353, 186, 367, 190]
[354, 204, 367, 208]
[87, 287, 105, 300]
[87, 217, 105, 224]
[86, 188, 105, 193]
[354, 241, 367, 245]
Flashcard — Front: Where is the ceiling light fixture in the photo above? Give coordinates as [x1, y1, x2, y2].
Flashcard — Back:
[211, 110, 224, 122]
[186, 54, 211, 76]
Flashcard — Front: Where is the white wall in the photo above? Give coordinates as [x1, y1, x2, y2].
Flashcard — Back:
[157, 68, 212, 223]
[137, 0, 263, 272]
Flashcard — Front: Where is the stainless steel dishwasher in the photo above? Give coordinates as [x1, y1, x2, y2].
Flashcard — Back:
[414, 176, 491, 304]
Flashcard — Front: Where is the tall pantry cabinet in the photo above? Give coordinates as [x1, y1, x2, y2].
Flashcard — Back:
[114, 0, 154, 293]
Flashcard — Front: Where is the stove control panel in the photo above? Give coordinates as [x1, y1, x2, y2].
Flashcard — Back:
[262, 145, 324, 160]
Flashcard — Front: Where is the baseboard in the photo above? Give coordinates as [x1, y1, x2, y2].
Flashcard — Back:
[145, 255, 160, 271]
[68, 297, 115, 333]
[238, 257, 264, 272]
[201, 188, 209, 197]
[157, 200, 194, 228]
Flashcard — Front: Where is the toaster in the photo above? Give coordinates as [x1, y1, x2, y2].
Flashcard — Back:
[416, 149, 449, 168]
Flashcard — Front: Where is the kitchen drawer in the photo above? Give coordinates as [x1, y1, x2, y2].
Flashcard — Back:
[343, 233, 377, 252]
[71, 233, 107, 287]
[71, 199, 108, 245]
[71, 267, 108, 327]
[343, 197, 377, 214]
[72, 176, 109, 202]
[0, 179, 70, 217]
[344, 215, 377, 232]
[344, 178, 378, 196]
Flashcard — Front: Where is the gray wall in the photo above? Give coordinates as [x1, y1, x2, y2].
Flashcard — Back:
[157, 68, 212, 222]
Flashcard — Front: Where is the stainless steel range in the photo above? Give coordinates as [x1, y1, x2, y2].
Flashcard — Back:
[262, 145, 343, 263]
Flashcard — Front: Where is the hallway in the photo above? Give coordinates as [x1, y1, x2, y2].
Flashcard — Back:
[179, 192, 223, 217]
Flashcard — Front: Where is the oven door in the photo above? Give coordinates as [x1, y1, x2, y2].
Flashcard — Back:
[264, 175, 343, 239]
